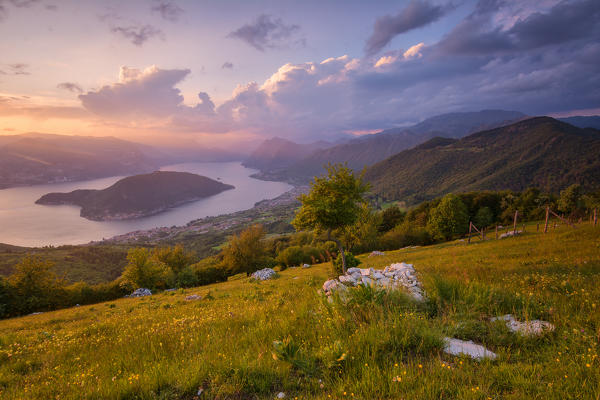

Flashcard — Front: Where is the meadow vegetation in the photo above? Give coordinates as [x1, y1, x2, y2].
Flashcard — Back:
[0, 223, 598, 399]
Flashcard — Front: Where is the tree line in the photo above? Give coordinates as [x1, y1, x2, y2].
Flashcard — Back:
[1, 164, 598, 319]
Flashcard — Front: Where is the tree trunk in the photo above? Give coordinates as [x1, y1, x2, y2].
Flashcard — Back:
[328, 229, 347, 274]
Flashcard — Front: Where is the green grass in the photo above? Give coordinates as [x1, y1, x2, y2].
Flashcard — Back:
[0, 224, 599, 399]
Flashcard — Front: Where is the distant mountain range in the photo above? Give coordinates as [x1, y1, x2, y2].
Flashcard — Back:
[250, 110, 526, 183]
[557, 116, 600, 130]
[0, 133, 242, 189]
[242, 137, 333, 172]
[36, 171, 234, 221]
[364, 117, 600, 204]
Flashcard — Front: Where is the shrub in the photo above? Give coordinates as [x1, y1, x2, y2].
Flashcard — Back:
[378, 205, 405, 232]
[121, 248, 173, 290]
[380, 222, 433, 250]
[276, 245, 326, 268]
[474, 206, 494, 228]
[221, 224, 270, 276]
[333, 252, 361, 275]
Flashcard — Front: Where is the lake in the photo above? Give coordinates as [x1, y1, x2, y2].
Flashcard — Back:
[0, 162, 292, 247]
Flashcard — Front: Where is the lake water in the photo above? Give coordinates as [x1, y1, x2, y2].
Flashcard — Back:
[0, 162, 292, 247]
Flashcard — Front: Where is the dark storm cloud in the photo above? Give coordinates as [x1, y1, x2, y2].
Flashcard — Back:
[436, 0, 600, 55]
[227, 14, 302, 51]
[57, 82, 83, 93]
[151, 1, 183, 22]
[365, 0, 454, 55]
[110, 24, 164, 46]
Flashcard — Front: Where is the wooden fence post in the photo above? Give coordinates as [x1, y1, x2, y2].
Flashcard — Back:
[495, 225, 498, 239]
[513, 210, 519, 235]
[544, 206, 550, 233]
[522, 223, 525, 232]
[467, 222, 472, 244]
[595, 208, 597, 226]
[537, 223, 539, 232]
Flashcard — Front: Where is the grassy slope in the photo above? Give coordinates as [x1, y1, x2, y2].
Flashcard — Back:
[1, 224, 599, 399]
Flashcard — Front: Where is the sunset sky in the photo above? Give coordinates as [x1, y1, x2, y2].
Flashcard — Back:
[1, 0, 599, 146]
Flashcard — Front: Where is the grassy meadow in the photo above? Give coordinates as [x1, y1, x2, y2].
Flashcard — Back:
[0, 223, 599, 399]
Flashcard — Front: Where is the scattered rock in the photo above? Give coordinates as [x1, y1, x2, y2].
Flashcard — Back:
[164, 288, 176, 292]
[302, 263, 311, 268]
[322, 262, 425, 301]
[499, 230, 522, 239]
[197, 388, 204, 396]
[127, 288, 152, 298]
[443, 337, 497, 360]
[185, 294, 202, 301]
[369, 251, 385, 257]
[277, 392, 286, 399]
[490, 314, 555, 336]
[251, 268, 277, 281]
[29, 312, 44, 315]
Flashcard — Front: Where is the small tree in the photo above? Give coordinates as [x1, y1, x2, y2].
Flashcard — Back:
[558, 184, 583, 216]
[474, 206, 494, 228]
[292, 164, 369, 274]
[9, 256, 65, 313]
[121, 248, 173, 290]
[428, 194, 469, 241]
[222, 224, 269, 276]
[153, 245, 195, 274]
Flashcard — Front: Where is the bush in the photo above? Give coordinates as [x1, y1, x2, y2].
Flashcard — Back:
[276, 246, 326, 268]
[474, 206, 494, 228]
[121, 248, 173, 290]
[380, 222, 433, 250]
[333, 252, 361, 275]
[221, 224, 270, 276]
[378, 205, 405, 232]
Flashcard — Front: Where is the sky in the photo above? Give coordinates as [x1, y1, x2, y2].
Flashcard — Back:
[0, 0, 599, 147]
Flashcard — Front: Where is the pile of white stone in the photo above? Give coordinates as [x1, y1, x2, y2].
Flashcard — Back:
[369, 251, 385, 257]
[491, 314, 555, 336]
[127, 288, 152, 297]
[251, 268, 277, 281]
[322, 262, 425, 301]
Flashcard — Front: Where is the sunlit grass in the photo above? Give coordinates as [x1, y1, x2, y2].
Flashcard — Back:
[1, 224, 599, 399]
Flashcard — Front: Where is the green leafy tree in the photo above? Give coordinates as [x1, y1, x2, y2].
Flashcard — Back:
[153, 245, 195, 274]
[474, 206, 494, 228]
[222, 224, 270, 276]
[378, 205, 405, 232]
[558, 184, 583, 215]
[121, 248, 173, 290]
[9, 256, 65, 313]
[427, 194, 469, 241]
[292, 164, 369, 273]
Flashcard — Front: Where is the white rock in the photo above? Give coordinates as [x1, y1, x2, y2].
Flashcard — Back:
[251, 268, 277, 281]
[347, 267, 361, 274]
[372, 271, 385, 280]
[185, 294, 202, 301]
[361, 276, 374, 286]
[491, 314, 555, 336]
[277, 392, 286, 399]
[339, 275, 356, 285]
[443, 337, 497, 360]
[323, 279, 339, 292]
[128, 288, 152, 297]
[302, 263, 311, 268]
[360, 268, 372, 276]
[369, 251, 385, 257]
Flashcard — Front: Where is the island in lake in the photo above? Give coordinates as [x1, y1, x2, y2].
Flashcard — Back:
[35, 171, 235, 221]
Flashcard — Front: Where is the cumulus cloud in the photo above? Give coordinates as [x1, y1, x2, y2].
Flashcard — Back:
[71, 0, 599, 141]
[227, 14, 303, 51]
[57, 82, 83, 93]
[221, 61, 234, 69]
[110, 24, 164, 46]
[365, 1, 453, 55]
[151, 0, 183, 22]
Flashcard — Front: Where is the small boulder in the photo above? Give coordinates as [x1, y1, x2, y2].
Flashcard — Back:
[185, 294, 202, 301]
[443, 337, 497, 360]
[490, 314, 554, 336]
[128, 288, 152, 298]
[302, 263, 311, 268]
[277, 392, 286, 399]
[251, 268, 277, 281]
[369, 251, 385, 257]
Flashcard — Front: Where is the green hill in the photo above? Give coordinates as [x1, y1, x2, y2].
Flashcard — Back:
[255, 110, 525, 184]
[1, 224, 598, 399]
[365, 117, 600, 204]
[36, 171, 234, 221]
